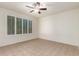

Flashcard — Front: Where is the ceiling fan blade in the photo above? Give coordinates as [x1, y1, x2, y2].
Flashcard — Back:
[26, 5, 34, 9]
[40, 8, 47, 10]
[30, 10, 34, 13]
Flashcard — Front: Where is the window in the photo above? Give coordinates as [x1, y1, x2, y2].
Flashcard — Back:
[7, 15, 32, 35]
[29, 20, 32, 33]
[16, 18, 22, 34]
[23, 19, 27, 34]
[7, 16, 15, 35]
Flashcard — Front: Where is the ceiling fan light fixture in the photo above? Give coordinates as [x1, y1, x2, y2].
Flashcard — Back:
[34, 9, 39, 12]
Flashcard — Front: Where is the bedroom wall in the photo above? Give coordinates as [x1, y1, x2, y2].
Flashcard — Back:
[0, 8, 38, 47]
[39, 8, 79, 47]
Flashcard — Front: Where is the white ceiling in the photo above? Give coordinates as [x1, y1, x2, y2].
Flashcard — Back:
[0, 2, 79, 18]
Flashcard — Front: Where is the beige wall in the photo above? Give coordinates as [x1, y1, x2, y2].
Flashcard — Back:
[0, 8, 38, 47]
[39, 8, 79, 47]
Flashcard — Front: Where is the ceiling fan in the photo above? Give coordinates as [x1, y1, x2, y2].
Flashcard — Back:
[26, 2, 47, 14]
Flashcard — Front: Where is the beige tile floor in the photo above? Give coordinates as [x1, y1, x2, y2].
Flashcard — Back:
[0, 39, 79, 56]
